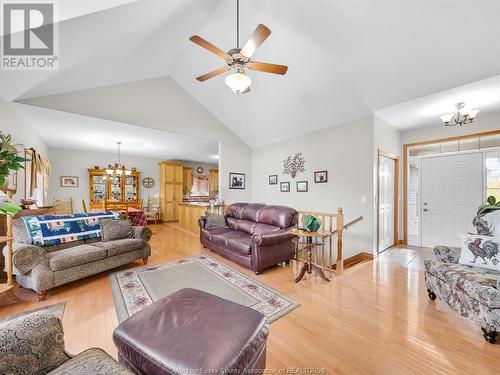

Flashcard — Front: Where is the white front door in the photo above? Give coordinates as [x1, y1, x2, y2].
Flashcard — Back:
[379, 156, 396, 252]
[421, 152, 483, 248]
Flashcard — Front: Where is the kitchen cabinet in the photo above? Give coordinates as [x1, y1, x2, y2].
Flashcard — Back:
[159, 162, 183, 221]
[209, 169, 219, 193]
[183, 167, 193, 194]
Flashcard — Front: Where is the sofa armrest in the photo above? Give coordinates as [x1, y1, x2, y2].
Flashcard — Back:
[433, 245, 461, 263]
[199, 216, 207, 230]
[3, 243, 48, 275]
[0, 311, 70, 374]
[133, 226, 152, 242]
[252, 229, 295, 247]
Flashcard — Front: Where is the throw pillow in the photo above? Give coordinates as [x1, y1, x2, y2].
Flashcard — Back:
[476, 210, 500, 237]
[205, 212, 228, 229]
[100, 218, 133, 242]
[458, 233, 500, 271]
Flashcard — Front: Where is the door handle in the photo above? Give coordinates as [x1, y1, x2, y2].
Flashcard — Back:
[423, 208, 429, 212]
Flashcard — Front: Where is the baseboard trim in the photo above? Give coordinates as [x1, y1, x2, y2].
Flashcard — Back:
[332, 252, 373, 270]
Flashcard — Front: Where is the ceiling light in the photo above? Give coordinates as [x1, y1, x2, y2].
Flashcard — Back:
[440, 113, 454, 123]
[106, 142, 133, 177]
[440, 102, 479, 126]
[225, 71, 251, 94]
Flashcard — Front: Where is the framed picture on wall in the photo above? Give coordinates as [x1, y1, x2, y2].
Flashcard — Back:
[229, 172, 245, 189]
[296, 181, 308, 192]
[60, 176, 79, 187]
[269, 175, 278, 185]
[314, 170, 328, 183]
[280, 182, 290, 192]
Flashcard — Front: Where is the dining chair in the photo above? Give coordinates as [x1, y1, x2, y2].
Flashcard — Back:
[143, 196, 161, 224]
[104, 200, 129, 218]
[53, 198, 74, 215]
[81, 199, 88, 213]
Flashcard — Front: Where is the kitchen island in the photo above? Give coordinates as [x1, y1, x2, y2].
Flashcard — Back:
[178, 202, 225, 235]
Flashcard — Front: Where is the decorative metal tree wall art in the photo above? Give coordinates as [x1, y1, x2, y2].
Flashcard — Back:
[283, 152, 306, 178]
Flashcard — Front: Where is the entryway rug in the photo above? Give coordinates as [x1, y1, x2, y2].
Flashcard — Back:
[109, 254, 299, 323]
[0, 302, 66, 324]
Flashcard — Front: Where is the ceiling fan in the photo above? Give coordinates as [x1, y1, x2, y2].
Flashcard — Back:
[189, 0, 288, 94]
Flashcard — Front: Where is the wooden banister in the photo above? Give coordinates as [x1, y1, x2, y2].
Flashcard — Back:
[331, 216, 364, 234]
[295, 209, 364, 276]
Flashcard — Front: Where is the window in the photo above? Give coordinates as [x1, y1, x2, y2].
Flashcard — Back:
[486, 151, 500, 201]
[190, 177, 210, 197]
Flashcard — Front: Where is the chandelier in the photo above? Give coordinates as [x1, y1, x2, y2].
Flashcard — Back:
[440, 102, 479, 126]
[106, 142, 131, 176]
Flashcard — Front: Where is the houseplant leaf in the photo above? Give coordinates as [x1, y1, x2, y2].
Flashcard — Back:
[0, 202, 21, 216]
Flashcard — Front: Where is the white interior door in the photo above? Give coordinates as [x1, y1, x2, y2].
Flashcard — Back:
[379, 156, 396, 251]
[421, 152, 483, 248]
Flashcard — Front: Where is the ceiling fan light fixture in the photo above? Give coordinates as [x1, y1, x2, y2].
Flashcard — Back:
[225, 71, 251, 94]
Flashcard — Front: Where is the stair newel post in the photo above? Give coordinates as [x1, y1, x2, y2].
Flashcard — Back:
[336, 207, 344, 274]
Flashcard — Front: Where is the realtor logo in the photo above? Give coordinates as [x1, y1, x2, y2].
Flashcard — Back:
[1, 2, 59, 70]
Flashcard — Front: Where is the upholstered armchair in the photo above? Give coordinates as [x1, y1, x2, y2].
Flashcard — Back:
[425, 245, 500, 344]
[0, 311, 133, 375]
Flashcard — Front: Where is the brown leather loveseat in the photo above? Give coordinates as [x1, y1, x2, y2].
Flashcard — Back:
[199, 203, 298, 274]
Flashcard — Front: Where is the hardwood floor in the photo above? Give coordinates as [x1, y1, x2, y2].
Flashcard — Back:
[1, 224, 499, 374]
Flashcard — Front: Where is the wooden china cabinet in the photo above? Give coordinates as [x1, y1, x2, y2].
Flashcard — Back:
[88, 168, 141, 209]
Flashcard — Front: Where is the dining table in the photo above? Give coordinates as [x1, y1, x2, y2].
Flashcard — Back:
[92, 207, 148, 226]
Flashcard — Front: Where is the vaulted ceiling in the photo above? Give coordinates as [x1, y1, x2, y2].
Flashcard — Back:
[2, 0, 500, 147]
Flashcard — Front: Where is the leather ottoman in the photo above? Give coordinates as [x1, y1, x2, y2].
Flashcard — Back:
[113, 288, 269, 375]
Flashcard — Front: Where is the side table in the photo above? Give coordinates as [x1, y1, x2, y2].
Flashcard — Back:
[291, 228, 331, 282]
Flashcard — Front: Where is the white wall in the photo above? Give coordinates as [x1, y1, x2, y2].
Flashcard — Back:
[252, 116, 375, 259]
[0, 97, 49, 203]
[19, 77, 252, 204]
[49, 148, 162, 212]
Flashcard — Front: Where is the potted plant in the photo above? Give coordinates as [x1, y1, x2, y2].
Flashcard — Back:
[473, 195, 500, 226]
[0, 131, 29, 189]
[301, 214, 321, 232]
[0, 191, 22, 216]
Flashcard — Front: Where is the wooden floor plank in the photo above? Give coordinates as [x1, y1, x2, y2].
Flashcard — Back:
[1, 224, 499, 374]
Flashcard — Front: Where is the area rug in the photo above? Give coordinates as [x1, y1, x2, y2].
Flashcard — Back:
[0, 302, 66, 324]
[109, 254, 299, 323]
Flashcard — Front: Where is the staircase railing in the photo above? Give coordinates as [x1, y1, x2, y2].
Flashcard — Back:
[296, 208, 363, 274]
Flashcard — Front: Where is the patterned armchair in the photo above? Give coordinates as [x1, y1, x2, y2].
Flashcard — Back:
[0, 311, 133, 375]
[425, 245, 500, 344]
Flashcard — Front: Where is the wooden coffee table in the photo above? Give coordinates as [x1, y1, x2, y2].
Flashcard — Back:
[291, 228, 331, 282]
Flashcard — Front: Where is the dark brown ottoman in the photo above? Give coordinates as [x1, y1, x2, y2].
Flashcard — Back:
[113, 288, 269, 375]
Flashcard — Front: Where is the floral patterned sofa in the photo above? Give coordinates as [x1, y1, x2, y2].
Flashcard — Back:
[424, 211, 500, 344]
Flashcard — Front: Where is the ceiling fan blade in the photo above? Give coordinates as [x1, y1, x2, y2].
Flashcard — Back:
[189, 35, 230, 60]
[240, 24, 271, 58]
[248, 61, 288, 75]
[196, 66, 230, 82]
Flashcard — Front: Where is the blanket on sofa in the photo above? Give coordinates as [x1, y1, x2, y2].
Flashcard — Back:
[21, 211, 119, 247]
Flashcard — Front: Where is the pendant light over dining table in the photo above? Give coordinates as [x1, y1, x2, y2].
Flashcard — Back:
[106, 142, 132, 176]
